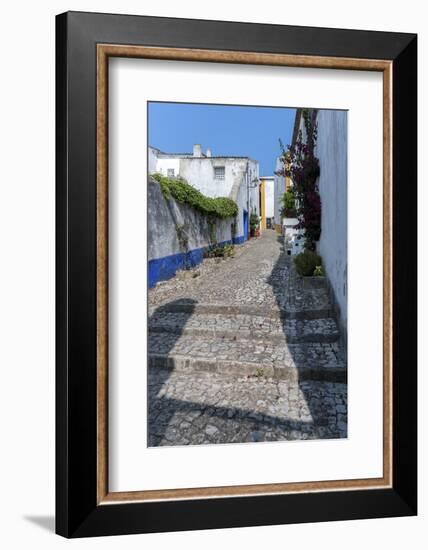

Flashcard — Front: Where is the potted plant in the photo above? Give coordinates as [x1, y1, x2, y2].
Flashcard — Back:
[249, 211, 259, 238]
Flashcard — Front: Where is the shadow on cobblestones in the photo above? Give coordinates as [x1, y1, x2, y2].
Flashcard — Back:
[148, 390, 323, 447]
[147, 299, 197, 444]
[147, 232, 347, 446]
[266, 238, 347, 439]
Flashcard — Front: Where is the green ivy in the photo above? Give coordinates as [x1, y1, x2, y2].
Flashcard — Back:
[280, 189, 297, 218]
[204, 243, 235, 259]
[152, 173, 238, 219]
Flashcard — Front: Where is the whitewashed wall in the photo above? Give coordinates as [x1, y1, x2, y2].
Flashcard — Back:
[148, 146, 158, 173]
[315, 110, 348, 332]
[148, 176, 237, 286]
[235, 175, 248, 238]
[149, 151, 258, 240]
[248, 160, 260, 215]
[264, 178, 275, 219]
[154, 157, 180, 177]
[249, 183, 260, 216]
[179, 157, 247, 198]
[148, 177, 234, 261]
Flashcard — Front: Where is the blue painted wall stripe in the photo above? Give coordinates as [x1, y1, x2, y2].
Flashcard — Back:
[148, 237, 245, 288]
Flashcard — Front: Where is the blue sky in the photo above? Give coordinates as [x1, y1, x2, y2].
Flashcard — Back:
[148, 102, 296, 176]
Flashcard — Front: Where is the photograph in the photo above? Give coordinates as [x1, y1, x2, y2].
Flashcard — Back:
[0, 1, 420, 544]
[147, 101, 348, 447]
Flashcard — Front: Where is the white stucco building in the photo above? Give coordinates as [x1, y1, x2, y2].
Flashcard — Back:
[259, 176, 275, 230]
[149, 144, 260, 242]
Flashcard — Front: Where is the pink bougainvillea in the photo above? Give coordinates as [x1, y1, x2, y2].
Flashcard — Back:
[277, 109, 321, 249]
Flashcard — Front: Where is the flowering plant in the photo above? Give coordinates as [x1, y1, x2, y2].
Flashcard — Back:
[277, 109, 321, 249]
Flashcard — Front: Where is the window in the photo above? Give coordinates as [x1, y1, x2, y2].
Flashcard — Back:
[167, 168, 175, 177]
[214, 166, 225, 180]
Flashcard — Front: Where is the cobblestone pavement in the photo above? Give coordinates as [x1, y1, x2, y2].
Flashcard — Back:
[149, 311, 339, 342]
[148, 370, 347, 446]
[148, 230, 347, 446]
[149, 231, 331, 314]
[149, 334, 345, 380]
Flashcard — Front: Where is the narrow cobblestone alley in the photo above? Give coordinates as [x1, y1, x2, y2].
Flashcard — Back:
[148, 230, 347, 446]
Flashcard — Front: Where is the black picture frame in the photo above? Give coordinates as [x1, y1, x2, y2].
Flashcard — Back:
[56, 10, 417, 538]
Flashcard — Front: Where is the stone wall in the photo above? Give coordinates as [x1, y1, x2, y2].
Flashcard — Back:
[150, 152, 260, 243]
[148, 176, 239, 287]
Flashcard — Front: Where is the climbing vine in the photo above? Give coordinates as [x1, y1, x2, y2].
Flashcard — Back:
[277, 109, 321, 250]
[207, 218, 217, 245]
[175, 223, 189, 250]
[174, 223, 190, 269]
[153, 173, 238, 219]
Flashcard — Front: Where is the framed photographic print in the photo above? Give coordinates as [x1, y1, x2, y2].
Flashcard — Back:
[56, 11, 417, 538]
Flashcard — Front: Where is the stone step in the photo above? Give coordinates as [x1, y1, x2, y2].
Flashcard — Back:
[149, 302, 333, 321]
[148, 369, 348, 446]
[148, 334, 346, 383]
[148, 311, 339, 344]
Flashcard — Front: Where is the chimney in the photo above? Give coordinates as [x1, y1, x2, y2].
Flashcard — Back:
[206, 148, 212, 157]
[193, 144, 202, 157]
